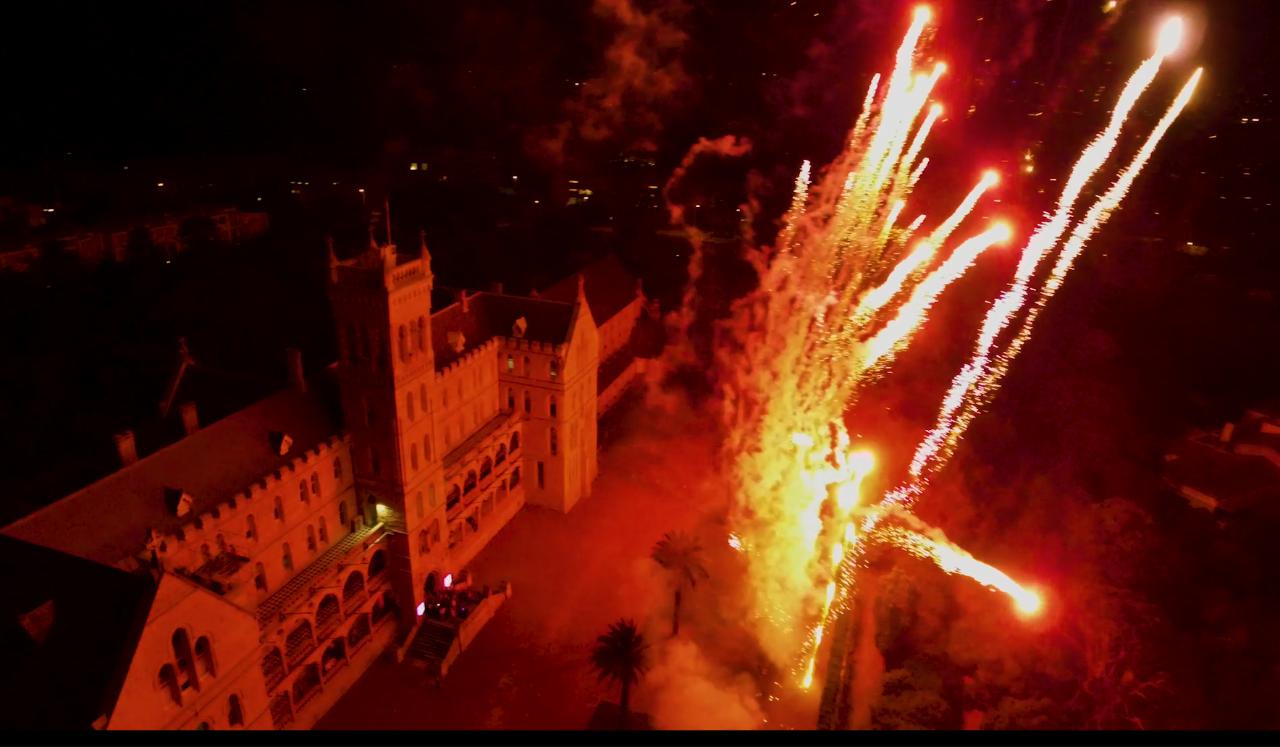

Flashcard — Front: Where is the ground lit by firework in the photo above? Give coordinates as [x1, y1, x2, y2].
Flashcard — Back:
[709, 4, 1202, 699]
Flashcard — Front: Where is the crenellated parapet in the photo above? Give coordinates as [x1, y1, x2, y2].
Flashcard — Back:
[434, 338, 500, 381]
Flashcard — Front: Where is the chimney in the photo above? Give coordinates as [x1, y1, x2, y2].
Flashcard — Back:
[490, 282, 504, 295]
[1220, 422, 1235, 443]
[287, 348, 307, 393]
[114, 431, 138, 467]
[461, 291, 470, 314]
[179, 401, 199, 436]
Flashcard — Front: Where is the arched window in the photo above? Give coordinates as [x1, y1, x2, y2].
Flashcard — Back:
[342, 571, 366, 606]
[285, 620, 315, 668]
[410, 443, 419, 471]
[246, 514, 257, 540]
[509, 466, 521, 488]
[368, 549, 386, 578]
[261, 646, 285, 691]
[510, 432, 520, 452]
[310, 472, 320, 498]
[282, 543, 294, 573]
[523, 390, 531, 414]
[506, 354, 515, 372]
[195, 635, 216, 678]
[407, 391, 415, 421]
[299, 480, 309, 505]
[550, 396, 557, 418]
[550, 427, 558, 456]
[347, 614, 371, 650]
[254, 562, 267, 592]
[464, 470, 477, 494]
[273, 495, 284, 522]
[418, 529, 430, 556]
[495, 443, 507, 465]
[334, 457, 343, 481]
[306, 525, 317, 552]
[228, 694, 244, 727]
[315, 594, 341, 637]
[172, 628, 198, 692]
[159, 664, 181, 706]
[549, 359, 560, 381]
[429, 519, 441, 545]
[480, 457, 493, 480]
[318, 516, 329, 544]
[338, 500, 349, 526]
[446, 485, 461, 511]
[507, 387, 515, 411]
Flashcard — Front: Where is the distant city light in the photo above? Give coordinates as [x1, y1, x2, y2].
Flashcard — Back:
[156, 182, 165, 188]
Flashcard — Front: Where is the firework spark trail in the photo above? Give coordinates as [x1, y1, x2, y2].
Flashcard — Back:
[876, 525, 1042, 615]
[908, 156, 930, 189]
[876, 199, 907, 247]
[779, 160, 813, 252]
[898, 103, 942, 186]
[854, 241, 936, 321]
[862, 222, 1012, 370]
[927, 170, 1000, 249]
[850, 73, 882, 148]
[886, 17, 1185, 500]
[953, 67, 1203, 452]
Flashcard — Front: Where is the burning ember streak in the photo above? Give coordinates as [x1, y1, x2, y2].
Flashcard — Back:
[710, 5, 1201, 688]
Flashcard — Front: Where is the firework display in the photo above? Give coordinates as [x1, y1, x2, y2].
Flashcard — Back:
[714, 6, 1201, 693]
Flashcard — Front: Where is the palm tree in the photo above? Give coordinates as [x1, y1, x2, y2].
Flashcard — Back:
[651, 531, 710, 637]
[590, 619, 650, 730]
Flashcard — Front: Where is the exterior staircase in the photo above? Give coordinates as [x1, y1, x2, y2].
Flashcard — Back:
[404, 620, 457, 674]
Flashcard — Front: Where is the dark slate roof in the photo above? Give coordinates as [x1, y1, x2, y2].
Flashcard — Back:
[1164, 438, 1280, 514]
[0, 535, 156, 729]
[540, 254, 639, 325]
[2, 387, 339, 566]
[431, 292, 575, 369]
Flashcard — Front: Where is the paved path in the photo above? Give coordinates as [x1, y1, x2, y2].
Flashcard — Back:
[317, 398, 727, 729]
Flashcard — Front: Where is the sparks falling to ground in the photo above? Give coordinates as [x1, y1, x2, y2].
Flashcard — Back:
[709, 5, 1202, 701]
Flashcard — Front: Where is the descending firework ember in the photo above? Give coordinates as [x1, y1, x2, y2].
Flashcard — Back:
[708, 4, 1201, 689]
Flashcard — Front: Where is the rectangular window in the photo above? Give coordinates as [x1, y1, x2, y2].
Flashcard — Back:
[537, 461, 545, 489]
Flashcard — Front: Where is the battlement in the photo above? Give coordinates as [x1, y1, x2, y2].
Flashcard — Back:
[498, 337, 567, 357]
[154, 432, 352, 555]
[435, 338, 500, 380]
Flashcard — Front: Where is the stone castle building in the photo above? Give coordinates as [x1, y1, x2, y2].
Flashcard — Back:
[0, 234, 651, 729]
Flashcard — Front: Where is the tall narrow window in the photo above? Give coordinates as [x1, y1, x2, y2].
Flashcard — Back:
[339, 500, 349, 526]
[416, 317, 427, 352]
[419, 383, 428, 410]
[254, 562, 267, 592]
[318, 516, 329, 544]
[550, 427, 558, 456]
[507, 387, 515, 411]
[159, 664, 181, 706]
[216, 533, 227, 554]
[334, 457, 343, 481]
[550, 396, 557, 418]
[299, 480, 309, 505]
[282, 543, 294, 573]
[523, 356, 531, 376]
[506, 354, 515, 372]
[306, 525, 317, 552]
[246, 514, 257, 540]
[407, 391, 415, 421]
[423, 435, 432, 461]
[537, 461, 545, 489]
[173, 629, 198, 692]
[273, 496, 284, 522]
[410, 443, 419, 471]
[418, 530, 430, 556]
[398, 324, 409, 362]
[228, 694, 244, 727]
[200, 544, 212, 564]
[523, 390, 531, 414]
[549, 359, 559, 380]
[195, 636, 216, 678]
[310, 473, 320, 498]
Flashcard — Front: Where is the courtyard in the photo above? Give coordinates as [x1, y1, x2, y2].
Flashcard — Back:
[316, 390, 744, 730]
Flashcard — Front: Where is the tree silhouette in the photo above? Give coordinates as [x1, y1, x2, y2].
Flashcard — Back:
[651, 530, 709, 637]
[590, 618, 650, 730]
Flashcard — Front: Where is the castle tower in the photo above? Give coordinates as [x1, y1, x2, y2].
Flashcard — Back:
[326, 231, 444, 626]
